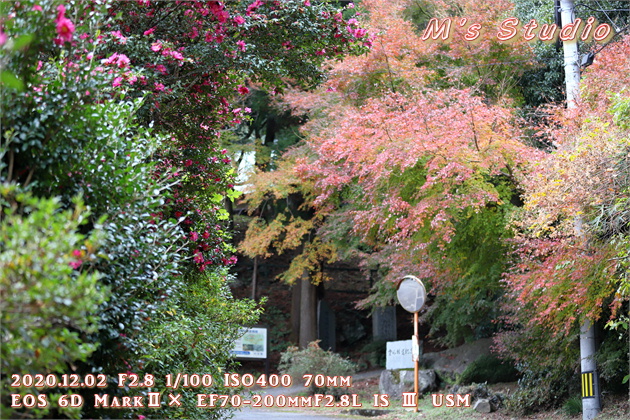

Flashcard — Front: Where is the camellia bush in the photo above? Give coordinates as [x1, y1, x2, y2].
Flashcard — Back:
[1, 0, 369, 418]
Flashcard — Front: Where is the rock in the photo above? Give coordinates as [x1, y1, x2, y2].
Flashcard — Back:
[379, 369, 437, 399]
[418, 369, 437, 393]
[473, 398, 493, 413]
[421, 338, 493, 379]
[379, 370, 408, 399]
[338, 312, 367, 345]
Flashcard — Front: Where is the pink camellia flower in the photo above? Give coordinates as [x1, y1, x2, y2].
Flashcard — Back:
[236, 40, 246, 52]
[69, 261, 82, 269]
[32, 5, 43, 11]
[55, 5, 75, 43]
[234, 15, 245, 25]
[102, 53, 130, 69]
[193, 251, 204, 264]
[151, 41, 162, 52]
[154, 82, 165, 92]
[172, 50, 184, 60]
[112, 77, 123, 87]
[237, 85, 249, 95]
[246, 0, 263, 15]
[304, 0, 311, 6]
[143, 27, 155, 36]
[110, 30, 127, 44]
[190, 231, 199, 241]
[0, 32, 7, 46]
[73, 249, 82, 257]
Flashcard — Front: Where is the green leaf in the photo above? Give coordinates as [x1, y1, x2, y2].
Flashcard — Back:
[1, 71, 24, 91]
[13, 34, 34, 51]
[623, 374, 629, 384]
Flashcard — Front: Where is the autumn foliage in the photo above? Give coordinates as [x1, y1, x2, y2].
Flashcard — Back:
[240, 0, 630, 391]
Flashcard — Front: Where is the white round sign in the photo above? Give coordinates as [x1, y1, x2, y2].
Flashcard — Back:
[396, 275, 427, 313]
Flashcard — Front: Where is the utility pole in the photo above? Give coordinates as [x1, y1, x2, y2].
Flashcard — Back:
[559, 0, 601, 418]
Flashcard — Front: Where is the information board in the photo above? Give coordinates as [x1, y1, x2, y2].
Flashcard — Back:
[230, 327, 267, 359]
[386, 339, 415, 370]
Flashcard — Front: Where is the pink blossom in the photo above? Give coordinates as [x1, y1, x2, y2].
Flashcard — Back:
[193, 251, 204, 264]
[154, 82, 165, 92]
[151, 41, 162, 52]
[246, 0, 263, 15]
[73, 249, 82, 257]
[69, 261, 82, 269]
[237, 85, 249, 95]
[236, 40, 246, 52]
[55, 5, 75, 43]
[169, 50, 184, 60]
[185, 159, 193, 167]
[102, 53, 130, 69]
[304, 0, 311, 5]
[110, 30, 127, 44]
[234, 15, 245, 25]
[190, 231, 199, 241]
[112, 77, 123, 87]
[143, 27, 155, 36]
[315, 49, 326, 55]
[32, 5, 43, 11]
[209, 1, 229, 22]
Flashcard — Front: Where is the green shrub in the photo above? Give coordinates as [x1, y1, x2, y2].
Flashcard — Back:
[279, 341, 357, 396]
[563, 395, 582, 417]
[505, 363, 574, 415]
[360, 339, 387, 368]
[459, 354, 520, 385]
[0, 185, 105, 419]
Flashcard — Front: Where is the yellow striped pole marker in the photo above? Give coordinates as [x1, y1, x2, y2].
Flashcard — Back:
[581, 371, 594, 398]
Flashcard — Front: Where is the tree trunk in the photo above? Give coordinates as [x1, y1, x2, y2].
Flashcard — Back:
[251, 257, 258, 301]
[290, 282, 301, 344]
[298, 274, 317, 348]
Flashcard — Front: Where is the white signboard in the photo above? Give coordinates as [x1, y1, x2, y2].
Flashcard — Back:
[230, 327, 267, 359]
[386, 339, 415, 370]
